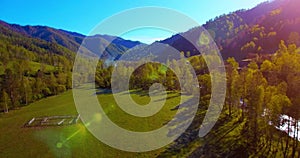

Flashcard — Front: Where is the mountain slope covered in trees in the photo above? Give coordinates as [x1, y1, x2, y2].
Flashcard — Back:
[0, 20, 143, 58]
[0, 20, 143, 112]
[157, 0, 300, 62]
[2, 0, 300, 64]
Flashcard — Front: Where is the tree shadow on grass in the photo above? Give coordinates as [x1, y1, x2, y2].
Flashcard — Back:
[95, 89, 112, 95]
[121, 89, 150, 97]
[122, 89, 180, 97]
[159, 105, 246, 157]
[154, 94, 181, 103]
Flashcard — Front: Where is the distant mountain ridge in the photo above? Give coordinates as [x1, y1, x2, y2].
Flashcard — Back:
[1, 0, 300, 63]
[0, 20, 144, 59]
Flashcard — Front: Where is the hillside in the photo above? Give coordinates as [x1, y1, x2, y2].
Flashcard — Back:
[2, 0, 300, 63]
[0, 20, 143, 59]
[0, 19, 144, 112]
[156, 0, 300, 62]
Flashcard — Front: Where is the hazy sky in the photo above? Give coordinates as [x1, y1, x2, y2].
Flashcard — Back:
[0, 0, 268, 43]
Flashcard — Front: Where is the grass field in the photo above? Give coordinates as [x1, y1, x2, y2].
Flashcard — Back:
[0, 89, 187, 158]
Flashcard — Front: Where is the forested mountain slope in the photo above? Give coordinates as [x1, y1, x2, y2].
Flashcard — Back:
[159, 0, 300, 62]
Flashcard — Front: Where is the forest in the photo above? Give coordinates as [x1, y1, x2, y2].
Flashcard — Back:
[94, 40, 300, 157]
[1, 0, 300, 157]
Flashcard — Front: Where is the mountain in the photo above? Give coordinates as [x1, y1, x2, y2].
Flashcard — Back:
[130, 0, 300, 63]
[219, 0, 300, 61]
[82, 34, 146, 60]
[0, 21, 76, 62]
[0, 20, 144, 59]
[1, 0, 300, 64]
[0, 20, 85, 52]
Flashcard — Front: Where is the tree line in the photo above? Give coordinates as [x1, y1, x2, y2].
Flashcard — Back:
[95, 54, 203, 95]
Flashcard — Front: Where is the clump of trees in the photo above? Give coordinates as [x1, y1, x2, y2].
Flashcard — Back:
[95, 56, 203, 95]
[0, 61, 72, 112]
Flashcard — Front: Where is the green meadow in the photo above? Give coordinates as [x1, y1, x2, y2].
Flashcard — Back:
[0, 90, 187, 157]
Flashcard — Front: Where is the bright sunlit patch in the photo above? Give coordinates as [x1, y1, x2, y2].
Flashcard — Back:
[56, 142, 63, 148]
[94, 113, 102, 122]
[121, 27, 174, 44]
[158, 65, 168, 74]
[149, 72, 159, 80]
[66, 129, 81, 141]
[54, 125, 86, 149]
[207, 29, 216, 39]
[198, 32, 210, 45]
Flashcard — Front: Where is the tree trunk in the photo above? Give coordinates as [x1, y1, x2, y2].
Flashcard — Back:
[25, 90, 28, 105]
[4, 102, 8, 113]
[269, 127, 273, 153]
[284, 117, 291, 157]
[292, 121, 296, 158]
[229, 101, 232, 117]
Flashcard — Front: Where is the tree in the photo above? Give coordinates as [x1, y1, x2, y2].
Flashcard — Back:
[243, 61, 267, 147]
[182, 68, 196, 95]
[33, 74, 46, 99]
[48, 72, 58, 95]
[165, 68, 176, 90]
[21, 77, 32, 105]
[226, 57, 241, 116]
[260, 60, 276, 85]
[1, 90, 10, 113]
[268, 94, 291, 157]
[198, 74, 211, 97]
[3, 68, 21, 108]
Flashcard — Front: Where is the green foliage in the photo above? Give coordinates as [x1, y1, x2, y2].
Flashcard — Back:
[96, 56, 203, 94]
[0, 24, 74, 112]
[164, 41, 300, 157]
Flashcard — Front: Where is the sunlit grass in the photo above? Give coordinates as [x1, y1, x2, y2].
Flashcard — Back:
[97, 90, 184, 132]
[0, 90, 184, 157]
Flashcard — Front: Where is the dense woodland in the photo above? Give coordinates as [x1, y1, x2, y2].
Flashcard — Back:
[0, 24, 74, 111]
[184, 41, 300, 157]
[1, 0, 300, 157]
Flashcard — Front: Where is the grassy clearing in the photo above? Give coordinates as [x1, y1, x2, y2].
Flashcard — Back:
[0, 61, 55, 75]
[29, 61, 55, 73]
[0, 90, 186, 157]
